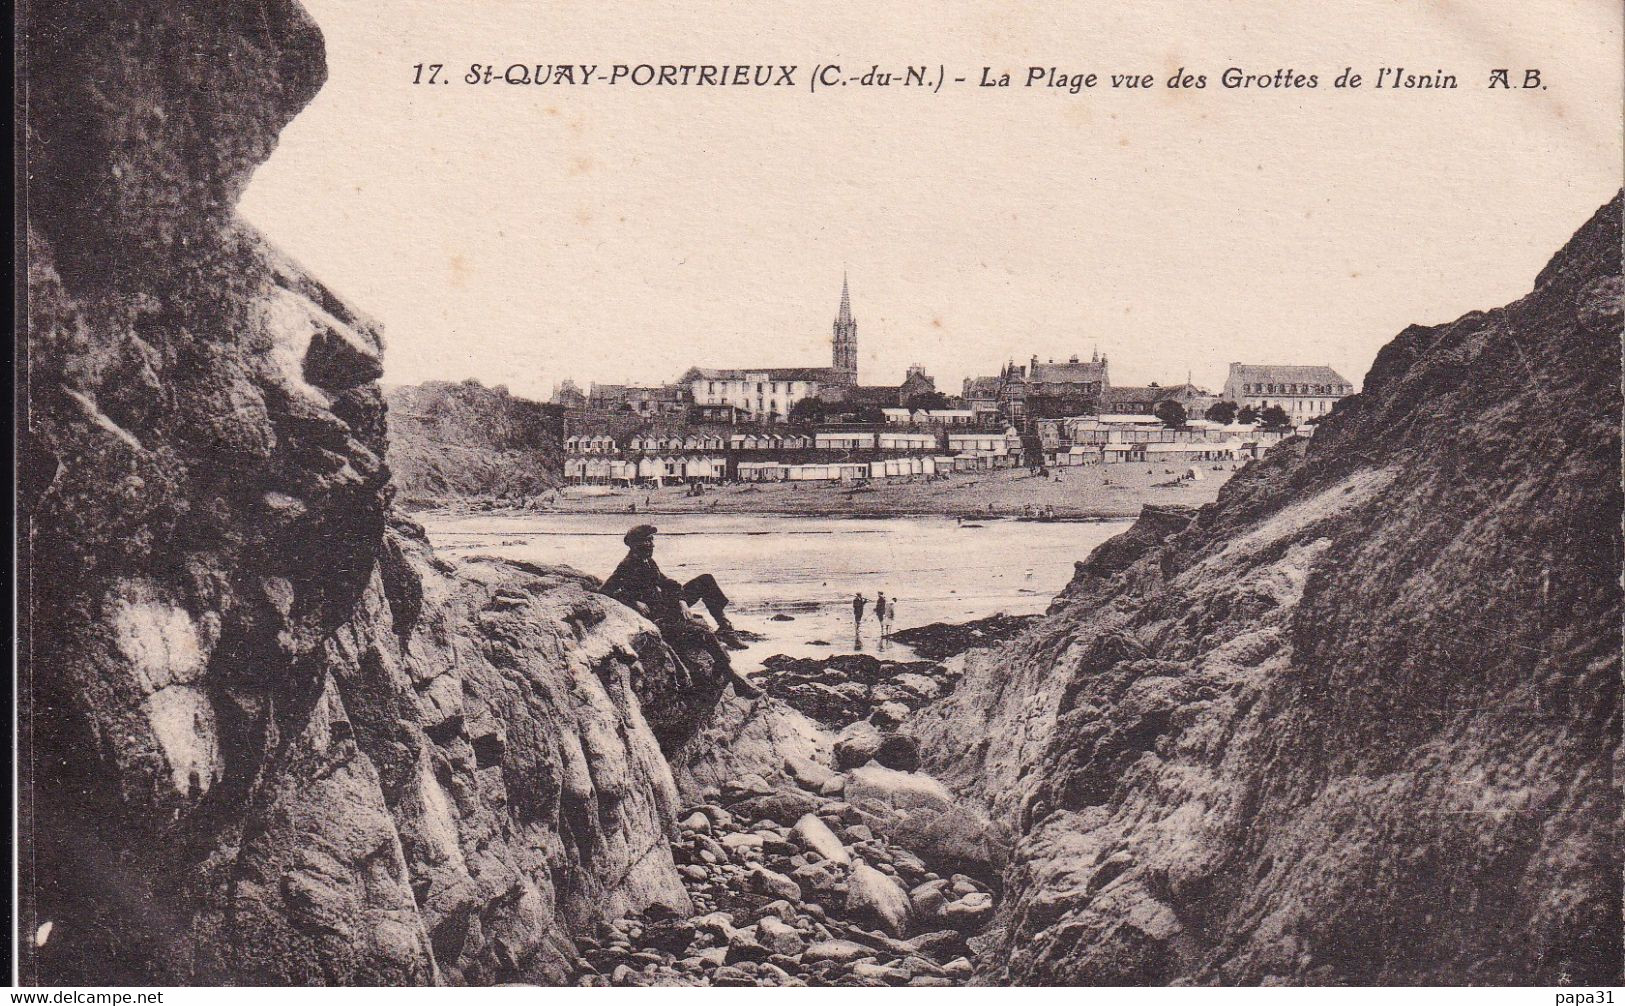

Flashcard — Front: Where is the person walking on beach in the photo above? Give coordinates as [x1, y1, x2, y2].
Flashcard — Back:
[874, 593, 890, 639]
[852, 592, 868, 628]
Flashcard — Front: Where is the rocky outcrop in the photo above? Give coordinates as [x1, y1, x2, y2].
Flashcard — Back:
[386, 380, 563, 507]
[669, 690, 834, 802]
[1049, 504, 1196, 608]
[209, 532, 694, 985]
[919, 195, 1623, 984]
[20, 0, 691, 985]
[755, 653, 961, 731]
[890, 613, 1043, 661]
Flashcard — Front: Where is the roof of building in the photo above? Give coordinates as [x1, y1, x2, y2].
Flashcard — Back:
[1227, 364, 1351, 387]
[1101, 384, 1205, 406]
[1096, 413, 1163, 425]
[686, 366, 843, 383]
[589, 382, 686, 398]
[1028, 359, 1107, 383]
[963, 376, 1002, 399]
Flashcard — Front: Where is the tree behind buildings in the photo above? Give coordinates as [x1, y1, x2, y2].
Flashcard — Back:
[1154, 400, 1188, 429]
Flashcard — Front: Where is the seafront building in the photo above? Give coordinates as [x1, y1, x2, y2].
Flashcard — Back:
[1221, 363, 1354, 419]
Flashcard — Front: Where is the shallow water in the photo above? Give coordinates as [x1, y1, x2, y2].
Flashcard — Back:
[421, 512, 1128, 673]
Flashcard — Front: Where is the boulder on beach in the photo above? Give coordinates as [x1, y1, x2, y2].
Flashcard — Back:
[873, 734, 922, 772]
[728, 789, 824, 826]
[847, 765, 956, 813]
[755, 915, 806, 957]
[785, 754, 840, 793]
[834, 721, 884, 769]
[802, 939, 874, 965]
[845, 765, 1008, 876]
[746, 864, 803, 902]
[845, 861, 914, 938]
[792, 813, 852, 866]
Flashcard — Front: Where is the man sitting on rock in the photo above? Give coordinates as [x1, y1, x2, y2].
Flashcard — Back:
[601, 524, 759, 697]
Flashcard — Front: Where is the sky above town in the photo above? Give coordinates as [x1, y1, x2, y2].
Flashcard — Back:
[240, 0, 1622, 402]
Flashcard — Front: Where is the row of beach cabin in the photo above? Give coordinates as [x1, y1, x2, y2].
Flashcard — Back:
[563, 455, 728, 485]
[561, 415, 1295, 484]
[561, 427, 1027, 485]
[564, 430, 961, 455]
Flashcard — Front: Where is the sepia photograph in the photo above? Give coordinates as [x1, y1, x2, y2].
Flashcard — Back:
[13, 0, 1625, 994]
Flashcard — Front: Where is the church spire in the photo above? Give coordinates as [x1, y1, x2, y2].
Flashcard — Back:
[831, 273, 857, 384]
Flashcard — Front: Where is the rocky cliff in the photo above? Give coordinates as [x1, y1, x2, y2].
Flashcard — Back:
[20, 0, 695, 984]
[912, 195, 1622, 984]
[386, 381, 563, 506]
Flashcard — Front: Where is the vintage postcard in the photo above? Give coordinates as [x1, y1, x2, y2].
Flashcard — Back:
[15, 0, 1624, 993]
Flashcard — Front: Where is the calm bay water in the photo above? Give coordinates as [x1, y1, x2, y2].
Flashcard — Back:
[420, 512, 1127, 672]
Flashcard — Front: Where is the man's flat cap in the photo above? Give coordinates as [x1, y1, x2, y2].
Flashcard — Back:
[625, 524, 658, 545]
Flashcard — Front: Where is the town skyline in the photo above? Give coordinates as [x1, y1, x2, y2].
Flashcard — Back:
[373, 271, 1268, 402]
[536, 275, 1255, 403]
[241, 0, 1620, 404]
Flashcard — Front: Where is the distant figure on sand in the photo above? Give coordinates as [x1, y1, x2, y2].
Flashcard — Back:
[852, 593, 868, 628]
[875, 593, 890, 637]
[600, 524, 758, 697]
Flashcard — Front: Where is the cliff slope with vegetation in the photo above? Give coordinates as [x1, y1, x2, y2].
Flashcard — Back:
[386, 380, 562, 505]
[21, 0, 701, 984]
[911, 195, 1622, 984]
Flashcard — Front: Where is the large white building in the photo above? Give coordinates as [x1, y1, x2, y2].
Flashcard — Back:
[681, 276, 859, 422]
[685, 367, 839, 422]
[1222, 363, 1354, 419]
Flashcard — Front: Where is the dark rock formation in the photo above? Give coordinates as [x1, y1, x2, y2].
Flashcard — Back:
[20, 0, 690, 985]
[917, 195, 1624, 984]
[386, 380, 563, 507]
[755, 653, 960, 730]
[889, 613, 1043, 660]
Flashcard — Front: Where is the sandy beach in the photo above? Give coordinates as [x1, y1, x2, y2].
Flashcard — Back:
[408, 463, 1238, 520]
